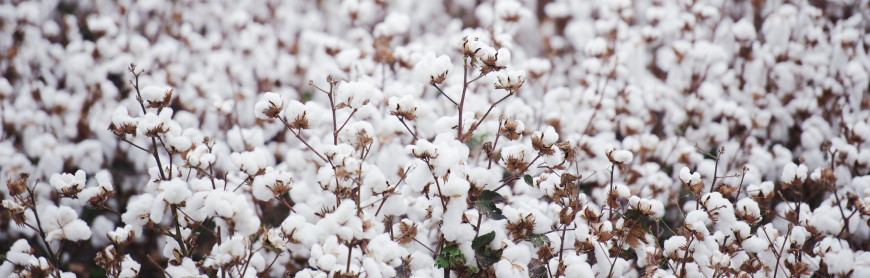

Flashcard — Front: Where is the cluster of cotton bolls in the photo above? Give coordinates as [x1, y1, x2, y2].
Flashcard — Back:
[2, 0, 870, 277]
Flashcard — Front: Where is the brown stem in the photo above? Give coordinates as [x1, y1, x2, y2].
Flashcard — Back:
[278, 118, 329, 163]
[773, 225, 792, 278]
[170, 205, 189, 257]
[116, 135, 153, 154]
[336, 109, 358, 138]
[458, 57, 469, 140]
[413, 238, 437, 254]
[558, 223, 569, 268]
[493, 154, 543, 192]
[609, 163, 616, 221]
[432, 84, 458, 105]
[581, 74, 611, 136]
[128, 64, 167, 181]
[26, 186, 62, 277]
[487, 119, 503, 169]
[462, 89, 513, 142]
[259, 253, 282, 278]
[147, 254, 168, 276]
[346, 242, 353, 274]
[397, 117, 418, 141]
[709, 146, 723, 194]
[678, 235, 695, 277]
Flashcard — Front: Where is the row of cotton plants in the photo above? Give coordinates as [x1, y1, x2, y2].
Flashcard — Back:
[1, 0, 869, 277]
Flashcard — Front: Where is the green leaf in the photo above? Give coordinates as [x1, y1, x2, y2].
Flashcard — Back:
[530, 266, 548, 278]
[479, 204, 505, 220]
[472, 232, 496, 252]
[524, 233, 550, 247]
[301, 91, 314, 102]
[435, 254, 449, 268]
[524, 174, 534, 186]
[476, 191, 506, 220]
[435, 246, 466, 269]
[478, 253, 501, 268]
[479, 190, 505, 204]
[465, 133, 489, 149]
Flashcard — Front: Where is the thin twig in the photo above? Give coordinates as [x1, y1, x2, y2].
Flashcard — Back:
[462, 89, 513, 142]
[397, 117, 418, 141]
[432, 84, 458, 105]
[26, 186, 63, 277]
[458, 57, 469, 140]
[493, 154, 543, 192]
[278, 118, 328, 163]
[336, 109, 358, 138]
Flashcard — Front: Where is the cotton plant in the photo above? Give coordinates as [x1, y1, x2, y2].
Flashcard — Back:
[3, 0, 870, 277]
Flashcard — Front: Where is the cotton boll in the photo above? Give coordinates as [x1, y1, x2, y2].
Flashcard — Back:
[373, 13, 409, 37]
[388, 95, 417, 119]
[464, 39, 496, 61]
[781, 163, 797, 184]
[495, 48, 511, 67]
[747, 181, 774, 200]
[335, 48, 361, 70]
[494, 0, 529, 22]
[111, 106, 138, 134]
[664, 236, 688, 258]
[254, 92, 284, 119]
[378, 194, 407, 217]
[338, 121, 375, 149]
[230, 150, 268, 176]
[494, 70, 525, 90]
[560, 253, 593, 278]
[735, 198, 761, 224]
[790, 226, 809, 246]
[337, 80, 381, 109]
[733, 19, 757, 42]
[540, 125, 559, 146]
[140, 85, 172, 106]
[122, 194, 156, 233]
[281, 214, 307, 237]
[810, 205, 844, 235]
[186, 145, 216, 170]
[796, 164, 808, 182]
[612, 183, 630, 199]
[42, 205, 92, 242]
[90, 215, 115, 247]
[854, 121, 870, 142]
[6, 239, 36, 265]
[440, 199, 474, 242]
[94, 170, 113, 191]
[252, 170, 280, 201]
[166, 258, 200, 277]
[585, 37, 608, 57]
[118, 255, 141, 278]
[495, 244, 531, 277]
[159, 179, 191, 204]
[685, 210, 710, 233]
[108, 225, 137, 246]
[413, 52, 453, 84]
[249, 252, 266, 272]
[644, 199, 665, 219]
[612, 150, 633, 164]
[162, 239, 182, 262]
[368, 233, 407, 266]
[731, 221, 751, 240]
[742, 236, 768, 253]
[679, 167, 701, 185]
[51, 170, 87, 196]
[364, 167, 388, 193]
[814, 237, 855, 276]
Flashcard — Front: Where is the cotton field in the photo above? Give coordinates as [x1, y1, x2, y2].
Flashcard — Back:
[1, 0, 869, 277]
